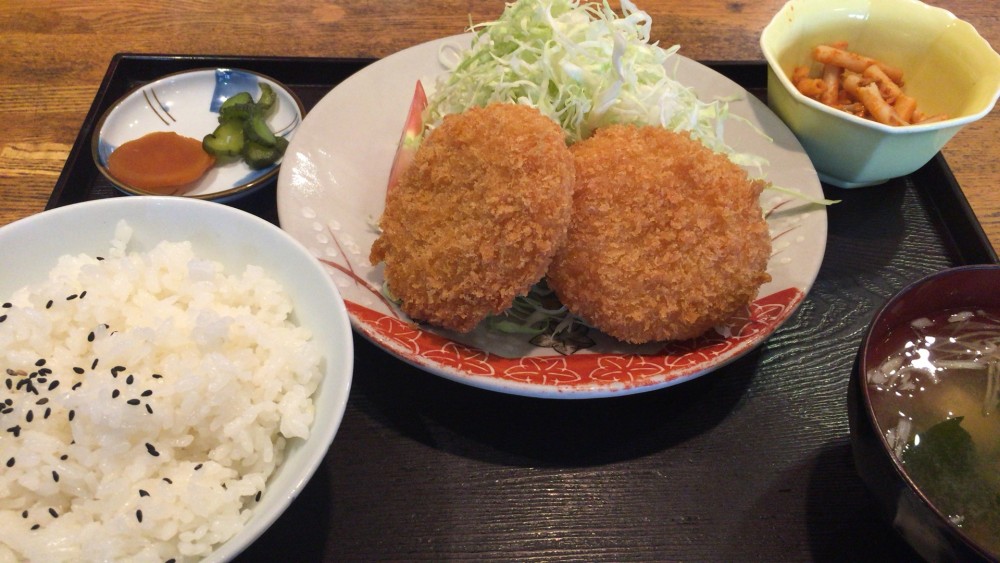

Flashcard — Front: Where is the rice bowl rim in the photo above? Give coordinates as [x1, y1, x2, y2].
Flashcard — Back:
[0, 196, 354, 562]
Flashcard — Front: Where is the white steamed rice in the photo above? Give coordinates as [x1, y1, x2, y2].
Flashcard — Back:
[0, 221, 322, 562]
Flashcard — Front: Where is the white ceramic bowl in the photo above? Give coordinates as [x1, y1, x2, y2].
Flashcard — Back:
[761, 0, 1000, 188]
[0, 197, 353, 561]
[92, 68, 304, 201]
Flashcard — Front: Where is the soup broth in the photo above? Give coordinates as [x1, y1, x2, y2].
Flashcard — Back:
[867, 308, 1000, 556]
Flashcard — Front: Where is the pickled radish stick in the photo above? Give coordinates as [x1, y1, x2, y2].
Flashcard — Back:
[790, 42, 947, 126]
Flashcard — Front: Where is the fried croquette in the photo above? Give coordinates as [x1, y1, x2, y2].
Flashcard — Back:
[546, 125, 772, 344]
[369, 103, 575, 333]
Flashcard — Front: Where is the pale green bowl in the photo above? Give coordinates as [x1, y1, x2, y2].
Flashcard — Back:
[761, 0, 1000, 188]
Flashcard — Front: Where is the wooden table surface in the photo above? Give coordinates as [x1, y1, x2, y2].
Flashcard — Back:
[2, 0, 998, 243]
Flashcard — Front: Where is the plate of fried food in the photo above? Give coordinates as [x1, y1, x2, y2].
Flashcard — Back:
[277, 0, 829, 398]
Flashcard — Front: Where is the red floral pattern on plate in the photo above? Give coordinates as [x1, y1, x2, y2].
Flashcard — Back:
[346, 286, 803, 394]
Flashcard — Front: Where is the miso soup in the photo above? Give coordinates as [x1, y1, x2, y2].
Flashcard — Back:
[866, 308, 1000, 556]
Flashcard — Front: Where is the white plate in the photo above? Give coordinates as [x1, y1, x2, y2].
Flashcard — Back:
[277, 34, 828, 398]
[93, 68, 304, 202]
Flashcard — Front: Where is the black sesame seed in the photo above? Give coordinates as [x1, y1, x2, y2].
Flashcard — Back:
[194, 463, 203, 470]
[162, 477, 172, 484]
[145, 404, 153, 414]
[30, 524, 39, 530]
[47, 380, 59, 391]
[1, 302, 10, 308]
[38, 368, 51, 376]
[52, 470, 59, 482]
[43, 408, 51, 419]
[79, 291, 87, 299]
[7, 425, 21, 437]
[4, 398, 11, 405]
[111, 389, 120, 399]
[1, 408, 12, 415]
[127, 399, 140, 406]
[97, 256, 104, 261]
[255, 491, 262, 502]
[166, 559, 176, 563]
[36, 398, 49, 405]
[66, 294, 78, 301]
[126, 374, 134, 385]
[135, 509, 143, 523]
[111, 366, 126, 376]
[145, 443, 159, 457]
[68, 410, 75, 421]
[152, 373, 163, 379]
[91, 359, 99, 370]
[141, 390, 153, 397]
[6, 457, 14, 467]
[34, 359, 45, 367]
[48, 508, 58, 518]
[45, 300, 53, 309]
[21, 510, 27, 518]
[72, 367, 85, 375]
[87, 332, 95, 342]
[139, 489, 149, 497]
[71, 382, 82, 391]
[4, 379, 10, 390]
[0, 315, 6, 323]
[25, 410, 33, 423]
[59, 454, 68, 461]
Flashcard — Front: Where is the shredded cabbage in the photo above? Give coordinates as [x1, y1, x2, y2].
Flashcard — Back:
[423, 0, 748, 162]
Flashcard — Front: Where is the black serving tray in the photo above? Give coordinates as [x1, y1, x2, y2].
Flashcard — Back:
[48, 54, 998, 561]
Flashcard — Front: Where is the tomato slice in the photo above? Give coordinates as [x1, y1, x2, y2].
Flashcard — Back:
[386, 80, 427, 196]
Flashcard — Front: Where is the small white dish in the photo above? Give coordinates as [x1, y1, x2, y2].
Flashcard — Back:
[92, 68, 304, 202]
[277, 34, 829, 399]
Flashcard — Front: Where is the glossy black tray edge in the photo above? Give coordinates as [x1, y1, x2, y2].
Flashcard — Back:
[908, 154, 999, 264]
[48, 55, 998, 266]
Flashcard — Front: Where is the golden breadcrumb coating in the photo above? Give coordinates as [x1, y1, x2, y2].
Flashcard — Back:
[370, 103, 575, 333]
[547, 125, 772, 344]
